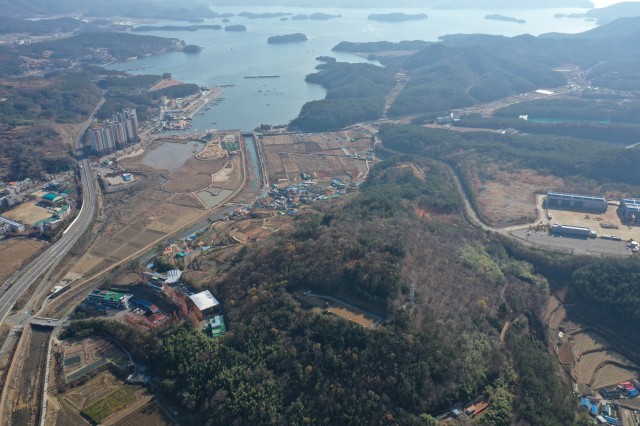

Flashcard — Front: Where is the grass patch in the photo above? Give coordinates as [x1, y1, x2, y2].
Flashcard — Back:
[81, 385, 137, 424]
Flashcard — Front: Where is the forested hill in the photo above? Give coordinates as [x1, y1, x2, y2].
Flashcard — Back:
[293, 17, 640, 129]
[62, 156, 589, 424]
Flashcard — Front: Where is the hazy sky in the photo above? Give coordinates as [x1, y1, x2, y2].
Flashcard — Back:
[593, 0, 640, 6]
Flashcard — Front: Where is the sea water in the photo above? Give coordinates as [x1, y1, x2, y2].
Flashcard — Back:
[107, 6, 596, 131]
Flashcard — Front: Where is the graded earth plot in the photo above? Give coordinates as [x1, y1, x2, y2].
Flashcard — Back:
[468, 163, 563, 227]
[260, 130, 373, 184]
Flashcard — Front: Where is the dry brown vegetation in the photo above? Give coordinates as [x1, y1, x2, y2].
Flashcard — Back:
[470, 163, 563, 227]
[0, 239, 48, 283]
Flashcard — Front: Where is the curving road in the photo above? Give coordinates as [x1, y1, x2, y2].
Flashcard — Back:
[0, 99, 101, 324]
[0, 159, 96, 323]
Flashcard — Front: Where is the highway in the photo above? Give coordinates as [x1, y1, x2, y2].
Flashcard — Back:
[0, 99, 101, 324]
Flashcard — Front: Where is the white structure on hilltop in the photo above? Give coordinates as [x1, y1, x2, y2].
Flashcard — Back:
[89, 108, 139, 154]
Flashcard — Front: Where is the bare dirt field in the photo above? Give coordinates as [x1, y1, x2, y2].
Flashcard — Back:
[64, 371, 123, 411]
[470, 164, 563, 227]
[0, 239, 48, 283]
[547, 206, 640, 241]
[55, 399, 90, 426]
[112, 400, 174, 426]
[3, 202, 52, 225]
[260, 130, 372, 184]
[572, 333, 608, 358]
[576, 350, 635, 387]
[295, 292, 379, 328]
[591, 363, 638, 389]
[328, 306, 376, 328]
[150, 79, 184, 91]
[162, 157, 227, 193]
[9, 327, 50, 426]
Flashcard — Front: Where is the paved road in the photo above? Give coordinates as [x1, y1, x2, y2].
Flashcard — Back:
[0, 159, 96, 323]
[0, 99, 102, 324]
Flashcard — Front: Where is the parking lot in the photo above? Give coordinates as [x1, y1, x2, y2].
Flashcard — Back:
[511, 229, 634, 257]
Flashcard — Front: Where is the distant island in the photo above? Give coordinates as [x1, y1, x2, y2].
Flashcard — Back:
[554, 13, 585, 19]
[239, 12, 291, 19]
[133, 25, 222, 32]
[485, 14, 526, 24]
[183, 45, 202, 54]
[225, 25, 247, 32]
[368, 13, 428, 22]
[267, 33, 308, 44]
[291, 13, 342, 21]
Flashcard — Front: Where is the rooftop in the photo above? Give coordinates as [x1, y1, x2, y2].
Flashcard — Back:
[190, 290, 219, 312]
[547, 192, 606, 202]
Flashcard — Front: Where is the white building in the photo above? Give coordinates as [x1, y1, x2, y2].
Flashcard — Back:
[189, 290, 220, 314]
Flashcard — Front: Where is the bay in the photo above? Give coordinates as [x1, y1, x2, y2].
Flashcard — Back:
[107, 6, 596, 132]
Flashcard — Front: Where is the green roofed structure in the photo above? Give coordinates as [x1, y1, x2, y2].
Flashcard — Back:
[86, 289, 132, 309]
[210, 315, 227, 337]
[42, 193, 64, 205]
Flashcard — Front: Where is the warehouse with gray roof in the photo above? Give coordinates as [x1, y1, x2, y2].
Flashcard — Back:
[545, 192, 607, 212]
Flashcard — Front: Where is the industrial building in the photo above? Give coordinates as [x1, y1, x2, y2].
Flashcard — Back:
[89, 108, 139, 154]
[189, 290, 220, 314]
[620, 198, 640, 222]
[550, 224, 597, 238]
[546, 192, 608, 211]
[86, 290, 132, 309]
[0, 216, 25, 233]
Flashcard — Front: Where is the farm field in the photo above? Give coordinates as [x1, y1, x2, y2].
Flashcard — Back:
[591, 363, 638, 389]
[545, 297, 640, 396]
[260, 130, 373, 185]
[572, 332, 607, 358]
[64, 371, 123, 411]
[0, 239, 48, 283]
[81, 385, 138, 424]
[112, 400, 174, 426]
[62, 337, 129, 383]
[2, 201, 53, 225]
[67, 132, 247, 280]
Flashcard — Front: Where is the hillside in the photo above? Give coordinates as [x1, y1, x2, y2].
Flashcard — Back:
[62, 156, 584, 424]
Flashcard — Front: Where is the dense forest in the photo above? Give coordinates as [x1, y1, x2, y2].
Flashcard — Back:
[0, 17, 86, 35]
[0, 72, 102, 126]
[61, 156, 585, 424]
[290, 62, 395, 131]
[379, 125, 640, 187]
